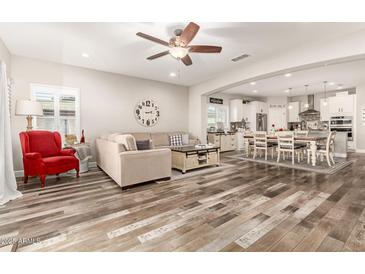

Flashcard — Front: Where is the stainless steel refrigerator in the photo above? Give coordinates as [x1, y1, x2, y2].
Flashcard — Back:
[256, 113, 267, 131]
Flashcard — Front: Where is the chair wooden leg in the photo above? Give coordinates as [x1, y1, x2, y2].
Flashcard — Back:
[24, 176, 28, 184]
[76, 168, 80, 178]
[326, 154, 332, 167]
[277, 151, 280, 162]
[330, 153, 335, 165]
[40, 175, 46, 188]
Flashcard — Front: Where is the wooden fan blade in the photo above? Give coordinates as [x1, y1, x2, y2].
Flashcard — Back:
[136, 32, 169, 47]
[181, 55, 192, 66]
[180, 22, 200, 46]
[147, 51, 170, 60]
[189, 45, 222, 53]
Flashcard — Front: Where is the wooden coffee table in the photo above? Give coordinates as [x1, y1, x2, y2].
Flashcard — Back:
[171, 145, 220, 173]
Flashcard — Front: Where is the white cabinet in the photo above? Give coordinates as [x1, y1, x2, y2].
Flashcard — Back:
[207, 133, 236, 152]
[329, 95, 354, 116]
[229, 99, 243, 122]
[235, 132, 244, 150]
[288, 102, 300, 122]
[241, 103, 250, 122]
[250, 101, 268, 114]
[320, 98, 330, 121]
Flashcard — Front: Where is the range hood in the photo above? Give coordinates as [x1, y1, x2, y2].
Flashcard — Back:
[299, 94, 320, 116]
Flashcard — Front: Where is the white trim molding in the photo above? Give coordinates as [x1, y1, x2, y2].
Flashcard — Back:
[356, 149, 365, 153]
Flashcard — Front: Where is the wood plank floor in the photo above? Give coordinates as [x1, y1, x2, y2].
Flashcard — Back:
[1, 152, 365, 252]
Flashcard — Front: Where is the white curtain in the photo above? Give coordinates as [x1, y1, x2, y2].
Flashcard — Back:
[0, 61, 22, 205]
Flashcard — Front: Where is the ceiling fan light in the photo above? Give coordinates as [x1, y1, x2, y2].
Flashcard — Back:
[169, 47, 189, 59]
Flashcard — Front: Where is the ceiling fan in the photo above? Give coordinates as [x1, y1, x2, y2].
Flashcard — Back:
[136, 22, 222, 66]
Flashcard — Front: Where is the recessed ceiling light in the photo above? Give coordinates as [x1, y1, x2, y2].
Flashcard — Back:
[250, 82, 256, 85]
[329, 82, 335, 86]
[284, 89, 289, 93]
[81, 53, 89, 58]
[252, 90, 258, 93]
[284, 73, 292, 77]
[337, 85, 343, 90]
[169, 72, 176, 77]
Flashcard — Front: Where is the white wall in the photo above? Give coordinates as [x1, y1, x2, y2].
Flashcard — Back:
[0, 38, 11, 73]
[11, 56, 189, 171]
[267, 96, 288, 130]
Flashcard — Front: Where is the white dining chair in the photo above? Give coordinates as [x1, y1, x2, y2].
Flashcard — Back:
[253, 131, 276, 160]
[277, 131, 305, 165]
[316, 131, 336, 167]
[295, 130, 309, 155]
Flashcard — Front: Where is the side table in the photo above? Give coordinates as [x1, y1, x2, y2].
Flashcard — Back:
[67, 143, 92, 173]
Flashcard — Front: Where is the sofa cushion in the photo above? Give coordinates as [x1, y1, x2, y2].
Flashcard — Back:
[151, 132, 170, 147]
[131, 132, 152, 142]
[114, 134, 137, 151]
[43, 156, 78, 168]
[136, 139, 151, 150]
[181, 134, 189, 145]
[169, 134, 183, 146]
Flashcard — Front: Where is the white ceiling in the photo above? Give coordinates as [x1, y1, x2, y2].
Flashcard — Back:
[1, 22, 365, 86]
[221, 58, 365, 97]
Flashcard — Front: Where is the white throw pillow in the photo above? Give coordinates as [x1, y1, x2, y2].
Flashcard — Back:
[114, 134, 137, 151]
[181, 134, 189, 145]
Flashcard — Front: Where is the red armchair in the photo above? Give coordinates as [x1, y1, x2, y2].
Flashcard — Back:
[19, 130, 79, 188]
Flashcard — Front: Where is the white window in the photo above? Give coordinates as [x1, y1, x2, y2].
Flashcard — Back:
[31, 84, 80, 141]
[207, 104, 229, 129]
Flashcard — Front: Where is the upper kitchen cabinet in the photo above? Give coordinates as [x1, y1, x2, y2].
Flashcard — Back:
[320, 98, 330, 121]
[229, 99, 243, 122]
[250, 101, 268, 114]
[288, 101, 300, 122]
[329, 94, 354, 116]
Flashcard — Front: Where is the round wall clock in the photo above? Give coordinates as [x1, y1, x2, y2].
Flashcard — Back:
[134, 99, 160, 127]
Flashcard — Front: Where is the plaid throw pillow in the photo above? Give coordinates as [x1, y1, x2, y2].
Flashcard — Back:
[169, 134, 183, 146]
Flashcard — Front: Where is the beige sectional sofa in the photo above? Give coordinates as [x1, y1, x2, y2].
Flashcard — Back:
[96, 132, 199, 188]
[131, 132, 200, 148]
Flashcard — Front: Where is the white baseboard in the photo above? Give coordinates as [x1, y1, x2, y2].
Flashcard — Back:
[356, 149, 365, 153]
[14, 161, 97, 178]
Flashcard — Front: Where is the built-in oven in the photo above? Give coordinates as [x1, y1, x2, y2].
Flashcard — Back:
[330, 116, 352, 127]
[330, 116, 353, 141]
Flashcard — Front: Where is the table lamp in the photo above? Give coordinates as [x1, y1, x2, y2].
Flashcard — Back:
[15, 100, 43, 131]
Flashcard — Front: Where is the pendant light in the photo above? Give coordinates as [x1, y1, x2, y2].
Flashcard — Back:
[288, 88, 293, 109]
[323, 81, 328, 106]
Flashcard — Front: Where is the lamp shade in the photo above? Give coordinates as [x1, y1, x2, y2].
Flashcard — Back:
[15, 100, 43, 116]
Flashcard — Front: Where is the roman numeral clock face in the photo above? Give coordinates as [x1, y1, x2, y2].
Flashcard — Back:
[134, 100, 160, 127]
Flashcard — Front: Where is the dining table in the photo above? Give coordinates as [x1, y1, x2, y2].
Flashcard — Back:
[243, 134, 328, 166]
